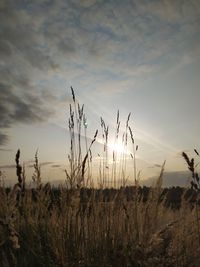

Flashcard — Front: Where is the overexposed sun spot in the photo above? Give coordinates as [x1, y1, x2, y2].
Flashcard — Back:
[108, 142, 126, 154]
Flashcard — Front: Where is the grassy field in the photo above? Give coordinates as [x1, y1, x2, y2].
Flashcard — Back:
[0, 88, 200, 267]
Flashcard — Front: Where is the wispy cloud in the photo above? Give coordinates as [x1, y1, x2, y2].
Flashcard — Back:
[0, 164, 15, 169]
[27, 161, 54, 168]
[0, 132, 8, 145]
[0, 148, 13, 152]
[51, 164, 62, 168]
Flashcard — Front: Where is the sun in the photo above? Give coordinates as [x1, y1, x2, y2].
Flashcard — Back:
[108, 142, 126, 154]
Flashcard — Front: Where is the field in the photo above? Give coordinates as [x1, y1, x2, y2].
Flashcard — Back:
[0, 89, 200, 267]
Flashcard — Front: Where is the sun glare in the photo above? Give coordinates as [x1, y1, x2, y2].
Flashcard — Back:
[108, 142, 126, 154]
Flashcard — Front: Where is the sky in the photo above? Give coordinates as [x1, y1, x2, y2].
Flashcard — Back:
[0, 0, 200, 186]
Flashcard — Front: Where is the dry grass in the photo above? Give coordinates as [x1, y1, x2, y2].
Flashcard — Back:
[0, 88, 200, 267]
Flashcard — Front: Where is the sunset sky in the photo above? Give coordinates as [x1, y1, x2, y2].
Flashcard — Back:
[0, 0, 200, 186]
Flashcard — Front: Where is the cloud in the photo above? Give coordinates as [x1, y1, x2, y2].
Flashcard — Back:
[0, 161, 54, 170]
[0, 148, 12, 152]
[1, 0, 199, 75]
[0, 132, 8, 145]
[140, 0, 200, 24]
[0, 1, 62, 145]
[51, 164, 61, 168]
[0, 82, 53, 144]
[0, 1, 57, 70]
[0, 164, 15, 169]
[1, 0, 199, 84]
[57, 39, 76, 55]
[74, 0, 98, 8]
[27, 161, 53, 168]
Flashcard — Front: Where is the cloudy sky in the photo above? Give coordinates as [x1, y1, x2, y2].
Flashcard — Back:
[0, 0, 200, 185]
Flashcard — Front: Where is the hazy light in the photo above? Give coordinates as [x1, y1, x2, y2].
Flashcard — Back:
[108, 142, 126, 154]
